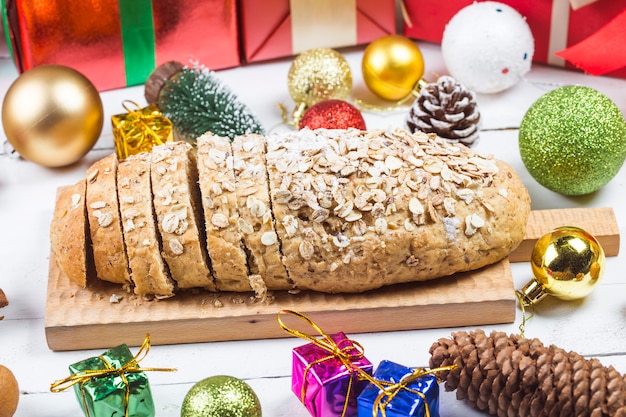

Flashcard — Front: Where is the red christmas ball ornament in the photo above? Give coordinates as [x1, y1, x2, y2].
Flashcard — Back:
[299, 99, 366, 130]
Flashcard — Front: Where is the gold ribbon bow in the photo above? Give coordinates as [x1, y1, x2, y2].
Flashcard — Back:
[50, 334, 176, 417]
[277, 310, 458, 417]
[113, 100, 173, 160]
[277, 309, 371, 417]
[369, 365, 457, 417]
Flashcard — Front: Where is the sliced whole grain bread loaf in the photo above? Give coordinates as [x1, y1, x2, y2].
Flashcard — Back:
[50, 179, 90, 288]
[118, 153, 175, 297]
[197, 133, 252, 292]
[150, 142, 216, 291]
[52, 129, 531, 295]
[85, 154, 131, 286]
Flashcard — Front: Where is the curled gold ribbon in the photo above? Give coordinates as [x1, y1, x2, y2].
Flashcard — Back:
[50, 334, 176, 417]
[277, 102, 308, 128]
[277, 309, 372, 417]
[121, 100, 168, 144]
[515, 289, 536, 338]
[354, 79, 429, 113]
[370, 365, 458, 417]
[277, 310, 457, 417]
[113, 100, 173, 160]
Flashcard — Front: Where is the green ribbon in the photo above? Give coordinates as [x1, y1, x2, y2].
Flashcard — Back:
[1, 0, 156, 86]
[0, 0, 156, 85]
[119, 0, 156, 86]
[1, 0, 16, 61]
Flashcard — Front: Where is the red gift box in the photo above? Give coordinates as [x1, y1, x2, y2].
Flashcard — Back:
[402, 0, 626, 79]
[1, 0, 240, 91]
[240, 0, 396, 63]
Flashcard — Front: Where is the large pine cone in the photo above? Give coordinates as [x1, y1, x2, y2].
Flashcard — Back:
[407, 76, 480, 147]
[429, 329, 626, 417]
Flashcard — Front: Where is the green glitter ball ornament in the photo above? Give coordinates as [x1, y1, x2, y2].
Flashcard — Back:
[181, 375, 262, 417]
[519, 85, 626, 195]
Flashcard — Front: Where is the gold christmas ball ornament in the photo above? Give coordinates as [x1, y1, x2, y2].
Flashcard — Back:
[2, 64, 103, 168]
[362, 35, 425, 101]
[0, 364, 19, 417]
[519, 226, 605, 306]
[287, 48, 352, 108]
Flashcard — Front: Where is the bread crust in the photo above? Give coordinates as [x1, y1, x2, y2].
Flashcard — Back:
[118, 153, 175, 296]
[50, 179, 89, 288]
[86, 154, 131, 285]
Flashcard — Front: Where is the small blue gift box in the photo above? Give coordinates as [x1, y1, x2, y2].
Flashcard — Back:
[357, 360, 440, 417]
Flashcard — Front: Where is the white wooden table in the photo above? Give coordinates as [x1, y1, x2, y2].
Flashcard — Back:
[1, 42, 626, 416]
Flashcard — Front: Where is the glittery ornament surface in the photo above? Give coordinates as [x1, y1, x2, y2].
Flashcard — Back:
[519, 85, 626, 195]
[288, 48, 352, 108]
[181, 375, 262, 417]
[299, 100, 366, 130]
[442, 2, 534, 94]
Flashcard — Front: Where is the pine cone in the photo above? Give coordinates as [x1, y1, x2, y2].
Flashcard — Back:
[0, 288, 8, 320]
[429, 329, 626, 417]
[407, 76, 480, 147]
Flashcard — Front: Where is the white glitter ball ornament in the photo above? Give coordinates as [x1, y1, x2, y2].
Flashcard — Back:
[441, 1, 534, 94]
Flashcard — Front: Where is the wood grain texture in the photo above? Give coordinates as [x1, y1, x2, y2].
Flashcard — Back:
[45, 255, 515, 351]
[509, 207, 620, 263]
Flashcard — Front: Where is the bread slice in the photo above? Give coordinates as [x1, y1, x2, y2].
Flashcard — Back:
[232, 134, 292, 291]
[118, 153, 175, 297]
[197, 134, 251, 292]
[266, 128, 530, 293]
[150, 142, 216, 291]
[85, 154, 131, 286]
[50, 179, 90, 288]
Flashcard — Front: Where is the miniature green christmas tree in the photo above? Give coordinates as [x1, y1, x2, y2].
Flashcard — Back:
[145, 61, 265, 142]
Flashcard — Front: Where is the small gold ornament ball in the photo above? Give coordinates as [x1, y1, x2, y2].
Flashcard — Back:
[531, 226, 605, 301]
[2, 65, 103, 168]
[287, 48, 352, 108]
[362, 35, 425, 101]
[0, 365, 19, 417]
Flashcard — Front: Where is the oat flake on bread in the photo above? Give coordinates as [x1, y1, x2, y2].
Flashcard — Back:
[50, 128, 531, 297]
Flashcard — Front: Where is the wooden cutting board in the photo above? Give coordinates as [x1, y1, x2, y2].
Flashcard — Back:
[44, 207, 619, 351]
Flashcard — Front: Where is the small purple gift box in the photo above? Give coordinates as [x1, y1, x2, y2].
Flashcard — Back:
[292, 331, 374, 417]
[357, 360, 440, 417]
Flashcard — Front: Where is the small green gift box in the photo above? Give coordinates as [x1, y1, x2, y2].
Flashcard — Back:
[51, 336, 174, 417]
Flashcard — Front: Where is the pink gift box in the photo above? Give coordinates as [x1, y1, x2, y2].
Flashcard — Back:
[240, 0, 396, 63]
[292, 332, 373, 417]
[402, 0, 626, 78]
